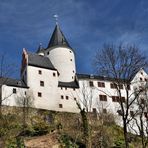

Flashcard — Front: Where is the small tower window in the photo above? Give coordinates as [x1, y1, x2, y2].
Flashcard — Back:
[38, 70, 42, 75]
[53, 73, 56, 77]
[13, 88, 16, 94]
[140, 77, 143, 81]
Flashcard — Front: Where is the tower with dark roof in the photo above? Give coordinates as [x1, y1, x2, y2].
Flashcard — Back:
[45, 24, 76, 83]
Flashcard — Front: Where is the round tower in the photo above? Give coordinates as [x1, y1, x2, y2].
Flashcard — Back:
[45, 24, 76, 82]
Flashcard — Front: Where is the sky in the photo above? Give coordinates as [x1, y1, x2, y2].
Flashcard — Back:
[0, 0, 148, 78]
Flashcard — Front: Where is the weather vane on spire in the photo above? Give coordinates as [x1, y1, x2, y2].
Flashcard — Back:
[53, 14, 59, 25]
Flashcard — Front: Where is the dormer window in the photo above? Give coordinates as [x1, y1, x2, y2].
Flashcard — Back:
[38, 70, 42, 75]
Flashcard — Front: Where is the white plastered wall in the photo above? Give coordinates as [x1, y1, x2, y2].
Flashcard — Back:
[46, 47, 76, 82]
[27, 65, 59, 110]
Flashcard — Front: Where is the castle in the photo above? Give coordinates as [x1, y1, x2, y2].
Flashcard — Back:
[1, 23, 148, 118]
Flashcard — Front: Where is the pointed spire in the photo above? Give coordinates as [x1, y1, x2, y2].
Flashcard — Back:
[36, 43, 45, 53]
[47, 24, 72, 49]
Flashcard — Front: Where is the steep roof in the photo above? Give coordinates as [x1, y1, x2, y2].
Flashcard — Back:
[28, 52, 56, 70]
[58, 80, 79, 88]
[77, 73, 129, 83]
[0, 77, 28, 88]
[47, 24, 73, 50]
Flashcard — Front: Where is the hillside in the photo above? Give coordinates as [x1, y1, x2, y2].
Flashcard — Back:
[0, 107, 143, 148]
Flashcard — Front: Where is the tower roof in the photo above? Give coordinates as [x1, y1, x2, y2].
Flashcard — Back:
[36, 43, 45, 53]
[47, 24, 72, 50]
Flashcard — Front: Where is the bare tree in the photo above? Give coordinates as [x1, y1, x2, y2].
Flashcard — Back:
[0, 53, 16, 117]
[16, 90, 34, 129]
[129, 83, 148, 148]
[93, 43, 148, 147]
[75, 81, 94, 148]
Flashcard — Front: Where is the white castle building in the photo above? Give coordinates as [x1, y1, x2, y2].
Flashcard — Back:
[1, 23, 148, 119]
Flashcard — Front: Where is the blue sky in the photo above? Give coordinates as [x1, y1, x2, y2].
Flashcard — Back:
[0, 0, 148, 78]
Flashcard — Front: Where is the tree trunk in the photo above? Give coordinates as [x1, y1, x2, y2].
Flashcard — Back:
[80, 109, 91, 148]
[0, 99, 2, 118]
[123, 121, 129, 148]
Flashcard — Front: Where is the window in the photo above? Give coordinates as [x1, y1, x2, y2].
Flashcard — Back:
[110, 83, 117, 89]
[73, 88, 75, 91]
[141, 72, 143, 75]
[74, 97, 76, 101]
[89, 81, 94, 87]
[127, 85, 130, 90]
[145, 78, 147, 82]
[61, 87, 63, 90]
[121, 97, 125, 102]
[117, 110, 122, 116]
[40, 81, 44, 86]
[72, 76, 73, 79]
[98, 82, 105, 87]
[13, 88, 16, 94]
[61, 95, 64, 99]
[59, 104, 63, 108]
[25, 91, 26, 95]
[144, 112, 147, 118]
[103, 109, 107, 114]
[140, 77, 143, 81]
[66, 96, 69, 100]
[141, 98, 145, 104]
[69, 51, 72, 53]
[47, 51, 49, 55]
[38, 92, 42, 97]
[93, 108, 97, 113]
[73, 70, 75, 73]
[130, 111, 134, 117]
[65, 87, 67, 90]
[38, 70, 42, 75]
[53, 73, 56, 77]
[70, 59, 72, 61]
[99, 95, 107, 101]
[119, 84, 123, 89]
[112, 96, 119, 102]
[112, 96, 125, 102]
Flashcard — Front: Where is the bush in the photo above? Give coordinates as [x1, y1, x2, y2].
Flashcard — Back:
[60, 134, 79, 148]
